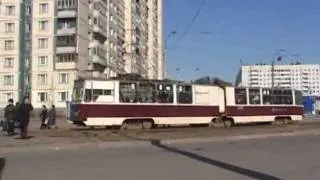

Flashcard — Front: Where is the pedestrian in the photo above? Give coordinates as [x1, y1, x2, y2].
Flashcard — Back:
[15, 102, 20, 127]
[48, 105, 58, 129]
[17, 96, 33, 139]
[4, 99, 16, 136]
[40, 105, 48, 129]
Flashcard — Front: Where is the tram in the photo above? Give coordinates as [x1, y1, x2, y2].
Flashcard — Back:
[66, 75, 304, 129]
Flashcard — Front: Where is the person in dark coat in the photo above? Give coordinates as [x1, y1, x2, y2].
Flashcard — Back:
[4, 99, 16, 136]
[15, 102, 20, 126]
[40, 105, 48, 129]
[17, 96, 33, 139]
[48, 105, 58, 129]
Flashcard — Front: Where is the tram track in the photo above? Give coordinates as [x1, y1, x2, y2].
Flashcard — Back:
[39, 120, 320, 141]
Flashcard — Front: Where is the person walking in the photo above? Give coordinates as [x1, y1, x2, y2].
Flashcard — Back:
[48, 105, 58, 129]
[17, 96, 33, 139]
[40, 105, 48, 129]
[15, 102, 20, 128]
[4, 99, 16, 136]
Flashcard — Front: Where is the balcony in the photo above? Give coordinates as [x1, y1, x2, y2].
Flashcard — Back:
[90, 45, 107, 67]
[56, 46, 76, 54]
[55, 53, 77, 70]
[57, 8, 77, 18]
[92, 26, 108, 38]
[57, 6, 77, 18]
[56, 35, 77, 53]
[57, 27, 76, 35]
[92, 0, 107, 12]
[92, 55, 107, 66]
[56, 61, 76, 70]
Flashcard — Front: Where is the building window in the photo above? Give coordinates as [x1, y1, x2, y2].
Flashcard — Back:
[3, 92, 13, 102]
[58, 91, 68, 102]
[56, 35, 76, 46]
[58, 73, 68, 84]
[26, 5, 31, 15]
[56, 53, 77, 62]
[3, 75, 14, 85]
[4, 40, 14, 50]
[38, 38, 48, 49]
[5, 6, 15, 16]
[38, 56, 48, 66]
[37, 92, 48, 102]
[25, 57, 30, 68]
[39, 20, 48, 31]
[57, 0, 77, 9]
[5, 23, 14, 33]
[39, 3, 49, 14]
[26, 23, 31, 33]
[4, 57, 14, 68]
[37, 74, 47, 85]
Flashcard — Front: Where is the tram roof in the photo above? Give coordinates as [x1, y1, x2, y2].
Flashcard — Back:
[76, 73, 236, 87]
[76, 73, 184, 84]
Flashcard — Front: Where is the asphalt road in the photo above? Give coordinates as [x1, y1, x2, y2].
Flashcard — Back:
[1, 134, 320, 180]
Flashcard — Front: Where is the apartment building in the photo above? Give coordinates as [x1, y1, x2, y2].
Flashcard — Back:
[236, 64, 320, 95]
[0, 0, 163, 108]
[124, 0, 163, 79]
[0, 0, 32, 107]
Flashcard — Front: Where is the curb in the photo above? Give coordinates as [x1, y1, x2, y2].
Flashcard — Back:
[1, 129, 320, 154]
[161, 129, 320, 145]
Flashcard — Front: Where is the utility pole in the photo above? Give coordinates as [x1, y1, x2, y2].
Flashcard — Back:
[164, 31, 177, 79]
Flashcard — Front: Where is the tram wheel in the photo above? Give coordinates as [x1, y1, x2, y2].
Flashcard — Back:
[120, 122, 128, 130]
[224, 119, 233, 128]
[282, 118, 290, 126]
[142, 121, 153, 130]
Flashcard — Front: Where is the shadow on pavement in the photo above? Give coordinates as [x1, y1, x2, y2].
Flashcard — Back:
[0, 158, 6, 180]
[150, 140, 284, 180]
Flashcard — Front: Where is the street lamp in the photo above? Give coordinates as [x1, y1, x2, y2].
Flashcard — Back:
[271, 49, 287, 88]
[164, 30, 177, 79]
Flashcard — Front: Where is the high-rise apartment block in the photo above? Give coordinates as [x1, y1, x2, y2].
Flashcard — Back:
[236, 64, 320, 95]
[0, 0, 163, 108]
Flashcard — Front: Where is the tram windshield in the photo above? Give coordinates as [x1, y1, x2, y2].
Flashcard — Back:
[72, 87, 84, 102]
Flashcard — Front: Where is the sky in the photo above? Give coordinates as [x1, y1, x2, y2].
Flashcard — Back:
[164, 0, 320, 83]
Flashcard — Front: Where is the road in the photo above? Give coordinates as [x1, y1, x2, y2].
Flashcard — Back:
[1, 133, 320, 180]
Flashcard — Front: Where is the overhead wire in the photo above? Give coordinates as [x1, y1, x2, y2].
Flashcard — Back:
[171, 0, 207, 48]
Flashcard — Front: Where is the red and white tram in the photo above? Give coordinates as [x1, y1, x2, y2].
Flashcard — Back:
[66, 77, 303, 129]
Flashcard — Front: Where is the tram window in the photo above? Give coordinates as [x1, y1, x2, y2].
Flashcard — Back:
[295, 90, 303, 105]
[119, 82, 137, 103]
[72, 88, 83, 102]
[283, 90, 293, 105]
[84, 89, 113, 102]
[177, 85, 193, 104]
[92, 89, 102, 101]
[249, 89, 261, 105]
[272, 89, 283, 104]
[156, 84, 173, 103]
[262, 89, 272, 104]
[84, 90, 92, 102]
[137, 83, 156, 103]
[103, 90, 113, 96]
[235, 88, 247, 105]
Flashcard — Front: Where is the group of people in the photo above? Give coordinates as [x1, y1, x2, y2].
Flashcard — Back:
[40, 104, 58, 130]
[3, 96, 33, 139]
[3, 96, 57, 139]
